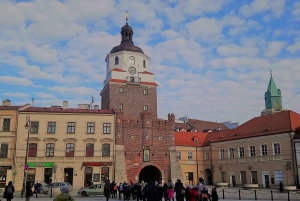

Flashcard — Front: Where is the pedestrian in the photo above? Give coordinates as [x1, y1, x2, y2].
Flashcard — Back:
[4, 181, 14, 201]
[211, 187, 219, 201]
[185, 185, 191, 201]
[53, 185, 75, 201]
[86, 179, 92, 187]
[118, 182, 124, 200]
[163, 183, 168, 201]
[174, 179, 185, 201]
[201, 188, 211, 201]
[190, 186, 199, 201]
[113, 182, 118, 198]
[279, 181, 283, 192]
[25, 181, 33, 201]
[157, 184, 163, 201]
[104, 180, 112, 201]
[34, 181, 42, 194]
[143, 182, 159, 201]
[166, 184, 174, 201]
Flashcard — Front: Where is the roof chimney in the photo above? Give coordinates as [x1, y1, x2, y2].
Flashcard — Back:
[2, 99, 11, 106]
[94, 105, 99, 110]
[63, 100, 68, 109]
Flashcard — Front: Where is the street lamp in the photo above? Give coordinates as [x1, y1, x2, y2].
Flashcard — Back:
[21, 114, 30, 198]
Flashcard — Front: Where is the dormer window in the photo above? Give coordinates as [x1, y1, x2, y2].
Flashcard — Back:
[115, 56, 119, 65]
[129, 56, 135, 65]
[143, 60, 146, 68]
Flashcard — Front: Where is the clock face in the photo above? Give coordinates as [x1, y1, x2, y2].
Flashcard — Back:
[128, 66, 136, 75]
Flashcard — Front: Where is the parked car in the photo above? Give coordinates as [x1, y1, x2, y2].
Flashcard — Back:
[47, 182, 73, 192]
[77, 184, 104, 196]
[39, 181, 49, 194]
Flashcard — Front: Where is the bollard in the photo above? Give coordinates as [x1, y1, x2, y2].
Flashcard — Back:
[271, 190, 273, 201]
[239, 189, 241, 200]
[288, 191, 290, 201]
[223, 188, 225, 199]
[50, 188, 52, 198]
[254, 189, 257, 200]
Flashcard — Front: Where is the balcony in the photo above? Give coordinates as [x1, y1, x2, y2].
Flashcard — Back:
[126, 76, 141, 85]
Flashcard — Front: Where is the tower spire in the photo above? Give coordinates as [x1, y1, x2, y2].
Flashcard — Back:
[125, 10, 129, 25]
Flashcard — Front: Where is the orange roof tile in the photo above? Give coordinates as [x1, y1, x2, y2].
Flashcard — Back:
[0, 104, 30, 110]
[111, 68, 126, 72]
[140, 71, 154, 75]
[108, 79, 158, 86]
[204, 110, 300, 144]
[22, 107, 114, 114]
[175, 132, 208, 146]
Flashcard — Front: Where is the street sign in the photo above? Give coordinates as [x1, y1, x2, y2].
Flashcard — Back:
[24, 164, 28, 170]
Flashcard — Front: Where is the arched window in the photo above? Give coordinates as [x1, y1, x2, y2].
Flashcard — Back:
[28, 143, 37, 157]
[129, 56, 135, 65]
[115, 56, 119, 65]
[86, 143, 94, 157]
[45, 143, 55, 157]
[66, 143, 75, 157]
[102, 143, 110, 157]
[143, 60, 146, 68]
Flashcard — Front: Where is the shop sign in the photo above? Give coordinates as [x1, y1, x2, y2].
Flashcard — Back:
[82, 162, 112, 166]
[28, 162, 55, 167]
[0, 166, 12, 170]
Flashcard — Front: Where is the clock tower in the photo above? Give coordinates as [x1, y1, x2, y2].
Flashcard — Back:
[100, 17, 158, 119]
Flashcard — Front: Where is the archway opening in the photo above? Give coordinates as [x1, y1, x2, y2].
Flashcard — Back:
[139, 165, 162, 184]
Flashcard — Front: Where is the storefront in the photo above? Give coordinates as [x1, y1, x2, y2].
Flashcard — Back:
[0, 166, 12, 188]
[82, 162, 112, 186]
[27, 162, 55, 185]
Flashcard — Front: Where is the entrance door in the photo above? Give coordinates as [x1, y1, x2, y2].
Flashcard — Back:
[264, 175, 270, 188]
[139, 165, 162, 184]
[85, 167, 93, 187]
[231, 175, 236, 187]
[64, 168, 73, 185]
[44, 168, 53, 184]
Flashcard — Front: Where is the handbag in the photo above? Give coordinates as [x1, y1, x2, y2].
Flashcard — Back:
[181, 188, 185, 195]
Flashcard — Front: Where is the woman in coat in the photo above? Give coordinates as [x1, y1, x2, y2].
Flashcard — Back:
[190, 186, 199, 201]
[211, 188, 219, 201]
[4, 181, 14, 201]
[166, 185, 174, 201]
[25, 181, 33, 201]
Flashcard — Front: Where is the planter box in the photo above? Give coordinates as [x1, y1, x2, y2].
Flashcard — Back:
[283, 186, 297, 191]
[243, 184, 259, 189]
[216, 182, 228, 188]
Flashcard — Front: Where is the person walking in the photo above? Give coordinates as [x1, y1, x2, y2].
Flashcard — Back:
[34, 181, 42, 194]
[211, 187, 219, 201]
[118, 182, 124, 200]
[279, 181, 283, 192]
[162, 183, 168, 201]
[166, 184, 174, 201]
[104, 180, 112, 201]
[25, 181, 33, 201]
[174, 179, 185, 201]
[190, 186, 199, 201]
[4, 181, 14, 201]
[185, 185, 191, 201]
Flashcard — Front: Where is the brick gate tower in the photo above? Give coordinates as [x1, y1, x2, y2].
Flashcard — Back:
[100, 14, 182, 184]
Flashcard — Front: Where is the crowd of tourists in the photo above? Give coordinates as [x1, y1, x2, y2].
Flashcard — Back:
[103, 179, 219, 201]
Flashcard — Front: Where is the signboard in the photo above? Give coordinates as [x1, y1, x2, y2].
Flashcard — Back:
[0, 166, 12, 170]
[28, 162, 55, 167]
[82, 162, 112, 167]
[275, 170, 283, 184]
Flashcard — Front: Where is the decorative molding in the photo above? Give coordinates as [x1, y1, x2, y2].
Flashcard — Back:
[43, 138, 58, 142]
[63, 138, 78, 143]
[83, 138, 97, 142]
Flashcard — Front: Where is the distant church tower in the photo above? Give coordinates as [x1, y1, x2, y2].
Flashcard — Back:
[261, 71, 285, 116]
[100, 12, 157, 119]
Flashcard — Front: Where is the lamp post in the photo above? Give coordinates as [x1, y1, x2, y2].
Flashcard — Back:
[21, 114, 30, 198]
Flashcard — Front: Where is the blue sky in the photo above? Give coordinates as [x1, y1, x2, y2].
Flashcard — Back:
[0, 0, 299, 124]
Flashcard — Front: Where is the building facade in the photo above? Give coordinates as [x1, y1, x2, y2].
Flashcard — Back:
[14, 102, 115, 190]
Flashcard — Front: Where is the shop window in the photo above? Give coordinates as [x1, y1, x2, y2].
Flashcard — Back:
[86, 144, 94, 157]
[67, 122, 76, 134]
[101, 167, 109, 183]
[102, 143, 110, 157]
[45, 143, 55, 157]
[47, 122, 56, 134]
[0, 170, 7, 188]
[30, 121, 39, 133]
[2, 118, 10, 131]
[0, 143, 9, 158]
[87, 122, 95, 134]
[66, 143, 75, 157]
[28, 143, 37, 157]
[103, 123, 111, 134]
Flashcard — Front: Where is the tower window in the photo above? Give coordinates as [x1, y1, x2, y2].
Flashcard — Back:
[129, 56, 135, 65]
[143, 89, 148, 95]
[143, 60, 146, 68]
[115, 56, 119, 65]
[143, 105, 148, 111]
[119, 104, 123, 110]
[119, 87, 124, 93]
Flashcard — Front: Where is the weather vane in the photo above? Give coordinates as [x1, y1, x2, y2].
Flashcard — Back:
[270, 69, 272, 76]
[126, 10, 129, 24]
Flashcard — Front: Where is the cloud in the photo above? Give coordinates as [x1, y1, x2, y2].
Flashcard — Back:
[0, 76, 33, 86]
[47, 86, 99, 96]
[265, 41, 285, 57]
[36, 92, 56, 99]
[292, 2, 300, 21]
[217, 44, 260, 57]
[286, 37, 300, 53]
[2, 92, 30, 98]
[239, 0, 285, 18]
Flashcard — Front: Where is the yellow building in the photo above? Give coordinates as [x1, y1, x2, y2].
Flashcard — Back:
[14, 101, 115, 191]
[0, 100, 29, 190]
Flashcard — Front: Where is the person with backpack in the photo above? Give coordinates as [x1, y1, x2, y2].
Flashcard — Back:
[112, 183, 118, 199]
[25, 181, 33, 201]
[4, 181, 14, 201]
[118, 182, 124, 200]
[201, 188, 211, 201]
[104, 180, 112, 201]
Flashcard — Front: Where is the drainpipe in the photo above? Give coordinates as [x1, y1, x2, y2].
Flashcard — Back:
[13, 109, 20, 184]
[196, 146, 199, 184]
[113, 113, 116, 182]
[210, 145, 214, 185]
[289, 132, 296, 186]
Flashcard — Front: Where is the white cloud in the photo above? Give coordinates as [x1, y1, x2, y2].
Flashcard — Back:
[36, 92, 56, 99]
[0, 76, 33, 86]
[2, 92, 30, 98]
[47, 86, 99, 97]
[292, 2, 300, 21]
[217, 44, 260, 57]
[286, 37, 300, 53]
[265, 41, 285, 57]
[239, 0, 285, 18]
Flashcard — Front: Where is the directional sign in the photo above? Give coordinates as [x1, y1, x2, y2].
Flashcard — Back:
[24, 164, 28, 170]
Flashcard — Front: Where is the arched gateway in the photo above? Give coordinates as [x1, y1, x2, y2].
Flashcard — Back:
[139, 165, 162, 183]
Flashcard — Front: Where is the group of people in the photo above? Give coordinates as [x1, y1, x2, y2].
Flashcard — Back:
[102, 179, 219, 201]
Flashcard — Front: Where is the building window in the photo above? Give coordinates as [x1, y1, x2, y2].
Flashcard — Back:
[0, 143, 8, 158]
[66, 143, 75, 157]
[86, 143, 94, 157]
[188, 152, 192, 160]
[47, 122, 56, 134]
[45, 143, 54, 157]
[204, 153, 209, 160]
[119, 104, 123, 110]
[143, 105, 148, 111]
[103, 123, 111, 134]
[188, 172, 194, 181]
[119, 87, 124, 93]
[219, 149, 225, 159]
[67, 122, 76, 134]
[229, 148, 235, 158]
[2, 118, 11, 131]
[261, 144, 268, 156]
[273, 143, 280, 155]
[129, 56, 135, 65]
[115, 56, 119, 65]
[239, 147, 245, 158]
[143, 60, 146, 68]
[28, 143, 37, 157]
[87, 122, 95, 134]
[143, 89, 148, 95]
[177, 152, 181, 160]
[102, 143, 110, 157]
[30, 121, 39, 133]
[249, 146, 256, 157]
[221, 172, 226, 182]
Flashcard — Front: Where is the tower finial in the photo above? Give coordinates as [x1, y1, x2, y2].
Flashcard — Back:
[270, 69, 272, 76]
[125, 10, 129, 24]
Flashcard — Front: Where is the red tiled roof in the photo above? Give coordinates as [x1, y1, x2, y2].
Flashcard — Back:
[108, 79, 158, 86]
[204, 110, 300, 144]
[111, 68, 126, 72]
[175, 132, 208, 146]
[21, 107, 114, 114]
[140, 71, 154, 75]
[0, 104, 30, 110]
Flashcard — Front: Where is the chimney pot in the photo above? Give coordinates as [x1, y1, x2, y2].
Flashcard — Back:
[2, 99, 11, 106]
[94, 105, 99, 110]
[63, 100, 68, 109]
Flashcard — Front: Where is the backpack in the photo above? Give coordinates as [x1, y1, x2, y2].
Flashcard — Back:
[114, 185, 118, 191]
[119, 184, 123, 191]
[7, 186, 13, 194]
[202, 193, 208, 201]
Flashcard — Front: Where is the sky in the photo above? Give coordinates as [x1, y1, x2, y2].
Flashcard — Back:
[0, 0, 299, 124]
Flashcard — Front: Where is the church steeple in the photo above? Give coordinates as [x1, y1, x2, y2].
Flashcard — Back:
[261, 71, 284, 116]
